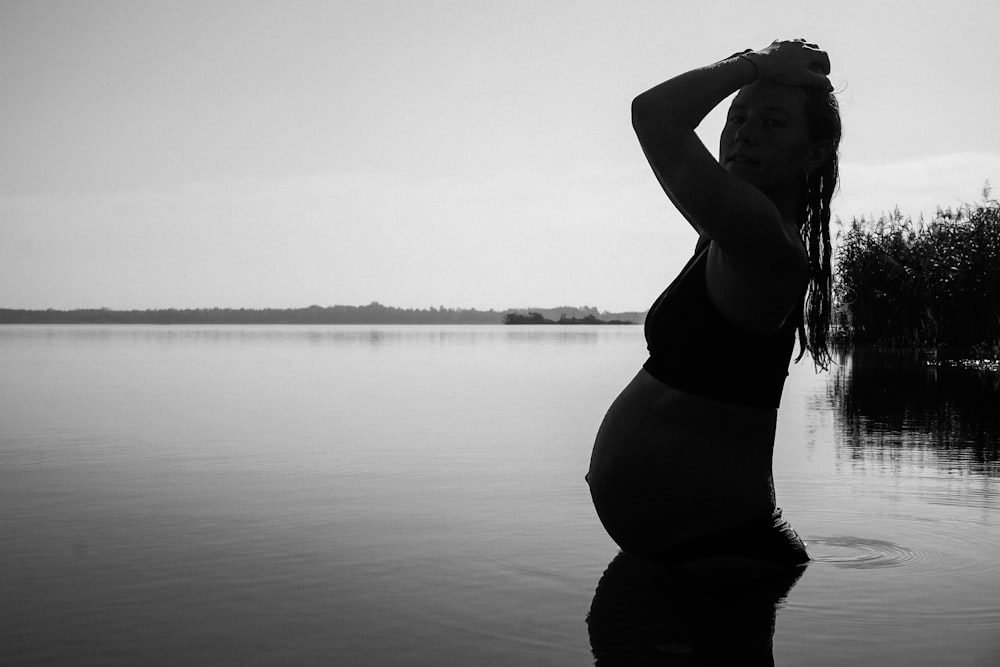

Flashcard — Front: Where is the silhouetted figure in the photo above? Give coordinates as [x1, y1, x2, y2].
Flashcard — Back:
[587, 551, 805, 665]
[588, 41, 842, 566]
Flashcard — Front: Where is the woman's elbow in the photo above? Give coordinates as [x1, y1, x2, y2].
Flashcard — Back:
[632, 93, 680, 146]
[631, 94, 651, 132]
[631, 94, 658, 139]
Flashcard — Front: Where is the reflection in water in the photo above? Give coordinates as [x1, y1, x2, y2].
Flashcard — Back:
[0, 323, 613, 348]
[829, 346, 1000, 476]
[587, 552, 804, 665]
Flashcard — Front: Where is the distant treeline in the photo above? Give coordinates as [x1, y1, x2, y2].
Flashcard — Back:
[503, 312, 636, 325]
[0, 303, 645, 325]
[835, 195, 1000, 357]
[502, 306, 643, 324]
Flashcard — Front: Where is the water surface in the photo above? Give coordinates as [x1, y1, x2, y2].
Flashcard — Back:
[2, 325, 998, 665]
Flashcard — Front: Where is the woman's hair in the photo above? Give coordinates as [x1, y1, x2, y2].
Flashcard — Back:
[795, 88, 841, 370]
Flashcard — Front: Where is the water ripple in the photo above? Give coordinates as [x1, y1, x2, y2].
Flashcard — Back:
[805, 536, 926, 569]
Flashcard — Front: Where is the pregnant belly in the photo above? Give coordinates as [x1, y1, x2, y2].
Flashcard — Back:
[587, 368, 778, 555]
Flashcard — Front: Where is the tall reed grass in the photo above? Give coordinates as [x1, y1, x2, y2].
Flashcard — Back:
[834, 185, 1000, 356]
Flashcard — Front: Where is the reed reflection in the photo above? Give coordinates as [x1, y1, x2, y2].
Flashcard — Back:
[829, 346, 1000, 476]
[587, 551, 805, 665]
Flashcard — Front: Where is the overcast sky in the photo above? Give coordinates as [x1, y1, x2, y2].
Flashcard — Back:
[3, 0, 998, 311]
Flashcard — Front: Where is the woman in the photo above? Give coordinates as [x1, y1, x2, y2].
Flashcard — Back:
[587, 39, 841, 567]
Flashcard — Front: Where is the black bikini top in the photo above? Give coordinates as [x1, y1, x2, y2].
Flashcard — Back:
[642, 239, 800, 409]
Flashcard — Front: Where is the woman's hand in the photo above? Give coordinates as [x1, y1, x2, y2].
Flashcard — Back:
[749, 39, 832, 90]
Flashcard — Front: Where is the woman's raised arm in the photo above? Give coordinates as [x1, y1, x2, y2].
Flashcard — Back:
[632, 41, 831, 269]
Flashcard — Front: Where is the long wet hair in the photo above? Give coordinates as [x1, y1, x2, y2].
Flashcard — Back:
[795, 89, 841, 370]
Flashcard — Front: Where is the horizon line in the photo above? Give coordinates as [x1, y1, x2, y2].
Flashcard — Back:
[0, 303, 650, 314]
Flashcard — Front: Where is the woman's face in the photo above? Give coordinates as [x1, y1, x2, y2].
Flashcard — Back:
[719, 81, 823, 199]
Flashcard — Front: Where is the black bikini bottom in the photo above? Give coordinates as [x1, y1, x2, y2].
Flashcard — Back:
[650, 508, 810, 568]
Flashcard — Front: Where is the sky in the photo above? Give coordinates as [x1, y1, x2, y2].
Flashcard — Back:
[3, 0, 999, 312]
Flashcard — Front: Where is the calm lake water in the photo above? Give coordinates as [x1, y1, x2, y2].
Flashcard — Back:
[2, 325, 998, 665]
